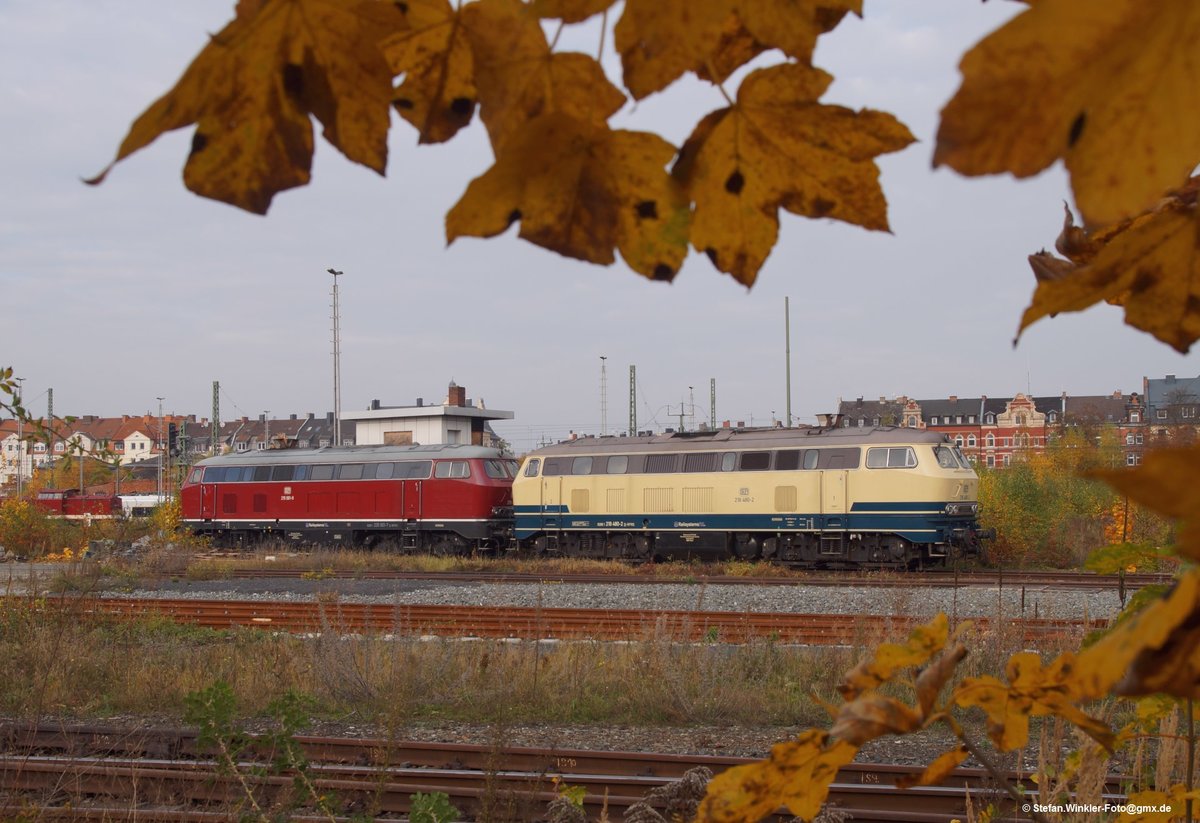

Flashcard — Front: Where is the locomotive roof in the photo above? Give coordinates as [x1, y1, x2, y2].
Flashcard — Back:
[195, 444, 505, 467]
[527, 426, 951, 456]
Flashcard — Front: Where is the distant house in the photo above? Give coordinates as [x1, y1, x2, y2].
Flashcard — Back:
[836, 389, 1147, 467]
[344, 381, 513, 450]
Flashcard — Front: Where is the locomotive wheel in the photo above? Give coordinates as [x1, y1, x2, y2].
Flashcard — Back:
[732, 534, 759, 560]
[427, 534, 468, 556]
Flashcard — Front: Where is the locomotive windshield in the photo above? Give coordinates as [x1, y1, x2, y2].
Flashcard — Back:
[933, 446, 958, 469]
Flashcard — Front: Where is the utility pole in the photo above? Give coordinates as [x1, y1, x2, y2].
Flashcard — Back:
[263, 411, 270, 449]
[710, 379, 716, 430]
[628, 365, 637, 437]
[157, 397, 165, 501]
[328, 268, 343, 447]
[14, 377, 24, 497]
[211, 381, 220, 456]
[600, 355, 608, 436]
[46, 387, 54, 457]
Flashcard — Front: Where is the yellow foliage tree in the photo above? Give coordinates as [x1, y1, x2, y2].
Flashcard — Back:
[62, 0, 1200, 820]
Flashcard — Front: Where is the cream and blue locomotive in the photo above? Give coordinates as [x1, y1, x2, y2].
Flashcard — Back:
[512, 426, 987, 567]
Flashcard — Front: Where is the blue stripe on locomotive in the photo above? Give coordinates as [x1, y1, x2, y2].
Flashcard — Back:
[513, 503, 971, 544]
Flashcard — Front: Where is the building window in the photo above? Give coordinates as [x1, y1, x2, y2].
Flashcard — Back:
[842, 418, 850, 427]
[1185, 407, 1196, 419]
[1003, 454, 1011, 466]
[1048, 412, 1057, 423]
[1003, 437, 1011, 447]
[986, 455, 995, 467]
[907, 416, 917, 427]
[954, 435, 964, 448]
[1130, 411, 1141, 423]
[930, 416, 938, 425]
[967, 434, 977, 447]
[857, 418, 865, 427]
[968, 415, 976, 424]
[985, 434, 995, 447]
[1136, 433, 1144, 444]
[1015, 413, 1026, 426]
[985, 413, 995, 424]
[872, 417, 880, 426]
[1126, 433, 1135, 445]
[1127, 453, 1137, 466]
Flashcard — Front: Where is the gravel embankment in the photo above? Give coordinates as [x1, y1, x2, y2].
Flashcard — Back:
[85, 577, 1126, 621]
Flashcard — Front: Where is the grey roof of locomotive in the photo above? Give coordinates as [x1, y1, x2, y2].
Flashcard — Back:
[528, 426, 951, 457]
[195, 444, 505, 467]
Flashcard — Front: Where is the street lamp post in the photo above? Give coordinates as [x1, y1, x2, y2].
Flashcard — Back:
[327, 268, 343, 447]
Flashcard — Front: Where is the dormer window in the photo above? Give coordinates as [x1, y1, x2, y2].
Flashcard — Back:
[1130, 411, 1141, 423]
[930, 416, 939, 425]
[985, 413, 995, 425]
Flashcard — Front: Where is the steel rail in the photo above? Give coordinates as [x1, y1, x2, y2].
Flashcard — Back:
[25, 596, 1106, 644]
[198, 566, 1174, 591]
[0, 753, 1069, 821]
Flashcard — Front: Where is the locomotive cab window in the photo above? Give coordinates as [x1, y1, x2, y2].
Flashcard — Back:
[375, 463, 395, 480]
[484, 460, 509, 479]
[523, 458, 541, 477]
[271, 465, 295, 481]
[253, 466, 272, 482]
[720, 453, 736, 471]
[310, 464, 335, 481]
[803, 450, 819, 470]
[866, 447, 917, 469]
[933, 446, 958, 469]
[572, 456, 593, 475]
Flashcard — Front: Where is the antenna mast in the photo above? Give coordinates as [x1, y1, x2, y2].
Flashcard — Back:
[600, 355, 608, 436]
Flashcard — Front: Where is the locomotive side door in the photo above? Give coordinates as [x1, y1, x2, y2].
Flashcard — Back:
[201, 483, 216, 519]
[820, 471, 847, 519]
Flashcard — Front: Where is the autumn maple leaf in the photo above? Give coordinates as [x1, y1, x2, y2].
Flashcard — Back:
[445, 113, 690, 280]
[935, 0, 1200, 228]
[88, 0, 406, 214]
[673, 62, 914, 285]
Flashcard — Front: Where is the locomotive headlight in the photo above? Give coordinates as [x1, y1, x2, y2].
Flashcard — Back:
[944, 502, 978, 516]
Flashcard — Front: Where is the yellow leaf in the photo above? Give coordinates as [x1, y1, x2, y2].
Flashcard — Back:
[1093, 445, 1200, 559]
[830, 693, 923, 746]
[462, 0, 625, 153]
[673, 62, 913, 285]
[88, 0, 405, 213]
[1018, 190, 1200, 354]
[954, 652, 1114, 752]
[383, 0, 478, 144]
[614, 0, 735, 100]
[529, 0, 617, 24]
[445, 113, 689, 280]
[698, 729, 857, 823]
[839, 613, 948, 700]
[935, 1, 1200, 228]
[737, 0, 862, 63]
[895, 745, 969, 789]
[1075, 569, 1200, 700]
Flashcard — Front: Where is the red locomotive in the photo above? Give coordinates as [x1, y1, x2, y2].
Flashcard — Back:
[33, 488, 122, 519]
[179, 444, 516, 551]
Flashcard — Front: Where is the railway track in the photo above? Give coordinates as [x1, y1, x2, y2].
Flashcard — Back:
[2, 723, 1114, 822]
[32, 596, 1104, 645]
[189, 564, 1175, 591]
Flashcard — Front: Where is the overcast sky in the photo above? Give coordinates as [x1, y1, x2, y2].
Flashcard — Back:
[3, 1, 1197, 453]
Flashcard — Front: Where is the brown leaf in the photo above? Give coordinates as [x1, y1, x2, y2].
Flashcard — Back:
[88, 0, 405, 213]
[895, 746, 969, 789]
[838, 613, 948, 701]
[383, 0, 478, 143]
[698, 729, 858, 823]
[935, 1, 1200, 227]
[529, 0, 617, 23]
[915, 642, 968, 717]
[445, 113, 689, 280]
[462, 0, 625, 153]
[614, 0, 734, 100]
[1017, 194, 1200, 353]
[674, 62, 913, 285]
[831, 693, 923, 746]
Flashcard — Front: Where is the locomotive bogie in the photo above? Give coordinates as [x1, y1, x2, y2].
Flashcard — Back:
[512, 427, 988, 568]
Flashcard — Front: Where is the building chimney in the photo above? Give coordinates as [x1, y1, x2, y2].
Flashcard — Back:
[370, 399, 381, 410]
[949, 395, 958, 403]
[736, 420, 745, 428]
[1112, 390, 1122, 399]
[416, 397, 424, 407]
[448, 382, 467, 407]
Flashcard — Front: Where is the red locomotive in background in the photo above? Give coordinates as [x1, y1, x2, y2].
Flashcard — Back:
[179, 444, 516, 551]
[33, 488, 123, 519]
